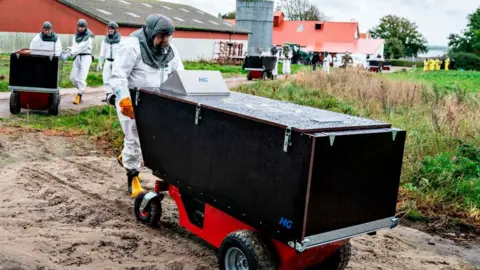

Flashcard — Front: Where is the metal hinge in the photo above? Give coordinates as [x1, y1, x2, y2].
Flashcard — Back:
[283, 127, 292, 152]
[195, 104, 202, 125]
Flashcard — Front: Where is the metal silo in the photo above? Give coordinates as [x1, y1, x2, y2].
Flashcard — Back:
[236, 0, 274, 56]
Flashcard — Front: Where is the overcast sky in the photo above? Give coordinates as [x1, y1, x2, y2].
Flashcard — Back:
[165, 0, 478, 46]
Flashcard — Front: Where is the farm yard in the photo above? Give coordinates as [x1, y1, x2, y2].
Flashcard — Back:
[0, 62, 479, 268]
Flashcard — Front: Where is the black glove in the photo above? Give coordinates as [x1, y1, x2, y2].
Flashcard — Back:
[107, 93, 116, 106]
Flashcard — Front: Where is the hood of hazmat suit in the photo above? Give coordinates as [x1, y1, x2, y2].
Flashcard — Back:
[40, 21, 58, 42]
[105, 21, 121, 44]
[75, 19, 94, 43]
[130, 14, 175, 69]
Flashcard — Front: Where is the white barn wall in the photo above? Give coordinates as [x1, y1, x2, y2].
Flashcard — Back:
[0, 32, 247, 61]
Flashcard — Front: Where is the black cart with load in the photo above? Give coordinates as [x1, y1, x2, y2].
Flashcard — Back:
[8, 48, 62, 115]
[131, 70, 406, 269]
[243, 55, 277, 81]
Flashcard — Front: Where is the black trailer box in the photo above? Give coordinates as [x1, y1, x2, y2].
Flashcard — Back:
[132, 73, 406, 249]
[9, 53, 61, 90]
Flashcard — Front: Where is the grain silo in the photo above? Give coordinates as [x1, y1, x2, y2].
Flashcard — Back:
[236, 0, 274, 56]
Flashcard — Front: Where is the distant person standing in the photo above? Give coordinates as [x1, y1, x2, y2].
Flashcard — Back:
[282, 45, 292, 79]
[311, 53, 320, 71]
[444, 57, 450, 71]
[323, 52, 332, 73]
[423, 59, 428, 71]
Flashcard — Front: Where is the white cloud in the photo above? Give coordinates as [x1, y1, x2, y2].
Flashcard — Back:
[162, 0, 478, 45]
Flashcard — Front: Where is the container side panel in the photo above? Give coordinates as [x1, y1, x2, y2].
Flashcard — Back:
[9, 54, 59, 89]
[305, 129, 406, 236]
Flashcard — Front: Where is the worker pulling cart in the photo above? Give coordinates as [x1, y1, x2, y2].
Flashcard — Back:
[8, 48, 63, 115]
[130, 70, 406, 269]
[8, 22, 63, 115]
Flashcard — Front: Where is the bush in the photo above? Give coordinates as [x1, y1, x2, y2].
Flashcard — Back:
[387, 59, 424, 67]
[449, 52, 480, 71]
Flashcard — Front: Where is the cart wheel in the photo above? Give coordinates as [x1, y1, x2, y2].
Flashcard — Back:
[9, 91, 21, 114]
[262, 72, 268, 80]
[48, 93, 60, 116]
[247, 72, 252, 81]
[219, 230, 275, 270]
[134, 192, 162, 227]
[307, 241, 351, 270]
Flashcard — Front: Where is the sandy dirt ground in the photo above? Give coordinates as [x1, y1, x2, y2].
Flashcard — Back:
[0, 128, 479, 270]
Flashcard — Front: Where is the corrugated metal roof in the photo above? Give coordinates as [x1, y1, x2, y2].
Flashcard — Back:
[59, 0, 250, 34]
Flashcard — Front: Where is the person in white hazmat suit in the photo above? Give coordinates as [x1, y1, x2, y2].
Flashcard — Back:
[29, 21, 62, 56]
[97, 21, 122, 102]
[323, 52, 332, 74]
[282, 47, 292, 79]
[107, 14, 184, 198]
[62, 19, 94, 105]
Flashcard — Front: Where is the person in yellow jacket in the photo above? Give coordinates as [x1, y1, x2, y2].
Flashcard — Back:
[436, 58, 441, 70]
[428, 58, 434, 71]
[423, 59, 428, 71]
[445, 57, 450, 71]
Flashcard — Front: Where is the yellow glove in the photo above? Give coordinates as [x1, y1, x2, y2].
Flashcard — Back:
[119, 97, 135, 119]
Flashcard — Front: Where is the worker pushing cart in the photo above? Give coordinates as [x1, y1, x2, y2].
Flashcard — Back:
[107, 14, 184, 198]
[29, 21, 62, 56]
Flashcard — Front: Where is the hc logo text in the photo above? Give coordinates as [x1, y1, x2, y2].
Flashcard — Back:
[279, 217, 293, 229]
[199, 77, 208, 83]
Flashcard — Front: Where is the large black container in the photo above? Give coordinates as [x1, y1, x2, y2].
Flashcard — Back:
[9, 53, 61, 89]
[132, 87, 406, 247]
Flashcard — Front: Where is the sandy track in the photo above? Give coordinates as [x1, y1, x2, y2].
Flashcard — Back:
[0, 129, 478, 270]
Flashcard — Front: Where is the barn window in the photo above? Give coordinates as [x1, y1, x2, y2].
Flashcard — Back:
[162, 5, 172, 10]
[193, 19, 203, 24]
[224, 22, 233, 27]
[315, 23, 322, 30]
[174, 17, 185, 22]
[181, 8, 190, 12]
[142, 3, 152, 8]
[118, 0, 130, 4]
[297, 24, 304, 32]
[209, 20, 219, 25]
[196, 10, 205, 15]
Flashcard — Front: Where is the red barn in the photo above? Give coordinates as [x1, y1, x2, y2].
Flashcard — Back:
[0, 0, 250, 61]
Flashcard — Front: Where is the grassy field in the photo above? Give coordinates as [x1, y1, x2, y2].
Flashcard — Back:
[2, 65, 479, 231]
[385, 68, 480, 93]
[0, 54, 307, 92]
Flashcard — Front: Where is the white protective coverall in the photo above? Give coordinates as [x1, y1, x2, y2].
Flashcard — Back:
[323, 53, 332, 73]
[109, 37, 184, 192]
[98, 37, 121, 97]
[69, 32, 93, 97]
[282, 51, 292, 75]
[29, 33, 62, 56]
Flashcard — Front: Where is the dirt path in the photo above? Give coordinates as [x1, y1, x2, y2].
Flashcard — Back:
[0, 128, 478, 270]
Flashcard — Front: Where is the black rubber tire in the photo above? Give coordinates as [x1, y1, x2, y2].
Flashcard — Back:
[219, 230, 276, 270]
[48, 93, 60, 116]
[133, 192, 162, 228]
[307, 242, 352, 270]
[247, 73, 252, 81]
[9, 91, 20, 114]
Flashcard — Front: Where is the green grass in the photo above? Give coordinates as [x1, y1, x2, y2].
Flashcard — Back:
[0, 54, 307, 91]
[384, 68, 480, 93]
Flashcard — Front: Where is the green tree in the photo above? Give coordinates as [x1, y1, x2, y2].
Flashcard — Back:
[277, 0, 329, 21]
[221, 11, 236, 19]
[369, 15, 428, 58]
[448, 6, 480, 54]
[385, 38, 405, 59]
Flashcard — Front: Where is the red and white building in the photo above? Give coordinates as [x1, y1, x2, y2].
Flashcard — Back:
[226, 11, 384, 67]
[0, 0, 250, 61]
